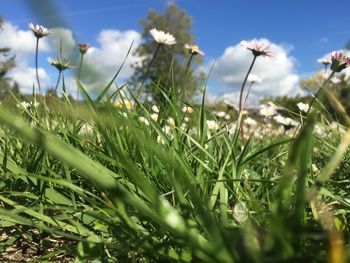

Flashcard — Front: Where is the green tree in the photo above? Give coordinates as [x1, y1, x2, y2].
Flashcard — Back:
[264, 72, 350, 123]
[131, 3, 204, 101]
[0, 17, 16, 97]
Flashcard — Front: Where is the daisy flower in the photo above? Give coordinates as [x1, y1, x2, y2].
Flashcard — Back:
[151, 113, 159, 121]
[47, 57, 72, 71]
[244, 117, 258, 127]
[167, 117, 175, 126]
[114, 99, 133, 110]
[182, 106, 194, 114]
[78, 43, 91, 55]
[330, 51, 350, 72]
[241, 39, 272, 57]
[273, 115, 298, 127]
[28, 23, 50, 38]
[296, 102, 310, 113]
[151, 105, 160, 113]
[150, 28, 176, 45]
[206, 120, 219, 130]
[184, 44, 205, 56]
[259, 104, 277, 117]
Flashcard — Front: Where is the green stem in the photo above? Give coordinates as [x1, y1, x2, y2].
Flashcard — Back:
[54, 70, 62, 93]
[35, 37, 41, 92]
[243, 82, 254, 105]
[305, 71, 335, 116]
[185, 53, 194, 78]
[183, 54, 194, 100]
[137, 44, 163, 99]
[238, 55, 257, 144]
[77, 54, 84, 101]
[239, 55, 257, 113]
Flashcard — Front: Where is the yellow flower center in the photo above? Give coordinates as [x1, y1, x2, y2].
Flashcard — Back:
[192, 45, 199, 53]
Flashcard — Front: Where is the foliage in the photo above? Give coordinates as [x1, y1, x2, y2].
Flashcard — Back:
[131, 3, 204, 102]
[0, 17, 17, 97]
[263, 72, 350, 124]
[302, 72, 350, 118]
[0, 77, 349, 261]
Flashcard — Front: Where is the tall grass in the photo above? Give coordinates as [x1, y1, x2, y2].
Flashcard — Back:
[0, 45, 350, 263]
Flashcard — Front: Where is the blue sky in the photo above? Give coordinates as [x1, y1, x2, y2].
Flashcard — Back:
[1, 0, 350, 101]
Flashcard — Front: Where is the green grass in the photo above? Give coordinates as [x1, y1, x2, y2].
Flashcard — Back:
[0, 81, 349, 262]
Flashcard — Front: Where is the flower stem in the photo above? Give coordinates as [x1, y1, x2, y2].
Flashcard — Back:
[146, 44, 162, 79]
[243, 82, 254, 105]
[35, 37, 41, 92]
[305, 71, 335, 116]
[185, 53, 194, 78]
[239, 55, 257, 113]
[77, 54, 84, 101]
[183, 54, 194, 99]
[54, 70, 62, 93]
[238, 55, 257, 144]
[137, 44, 163, 99]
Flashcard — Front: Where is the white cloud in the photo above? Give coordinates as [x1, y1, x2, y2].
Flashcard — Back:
[11, 67, 50, 94]
[63, 29, 143, 97]
[49, 29, 143, 98]
[82, 29, 142, 89]
[1, 23, 307, 103]
[1, 19, 143, 97]
[0, 20, 52, 93]
[201, 38, 301, 105]
[60, 75, 79, 98]
[49, 27, 76, 57]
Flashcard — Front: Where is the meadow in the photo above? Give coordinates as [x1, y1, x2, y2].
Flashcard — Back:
[0, 24, 350, 262]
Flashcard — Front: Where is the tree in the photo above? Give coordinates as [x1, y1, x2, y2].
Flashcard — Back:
[131, 3, 204, 101]
[265, 71, 350, 123]
[0, 17, 16, 97]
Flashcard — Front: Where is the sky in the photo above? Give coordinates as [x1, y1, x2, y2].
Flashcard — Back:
[1, 0, 350, 104]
